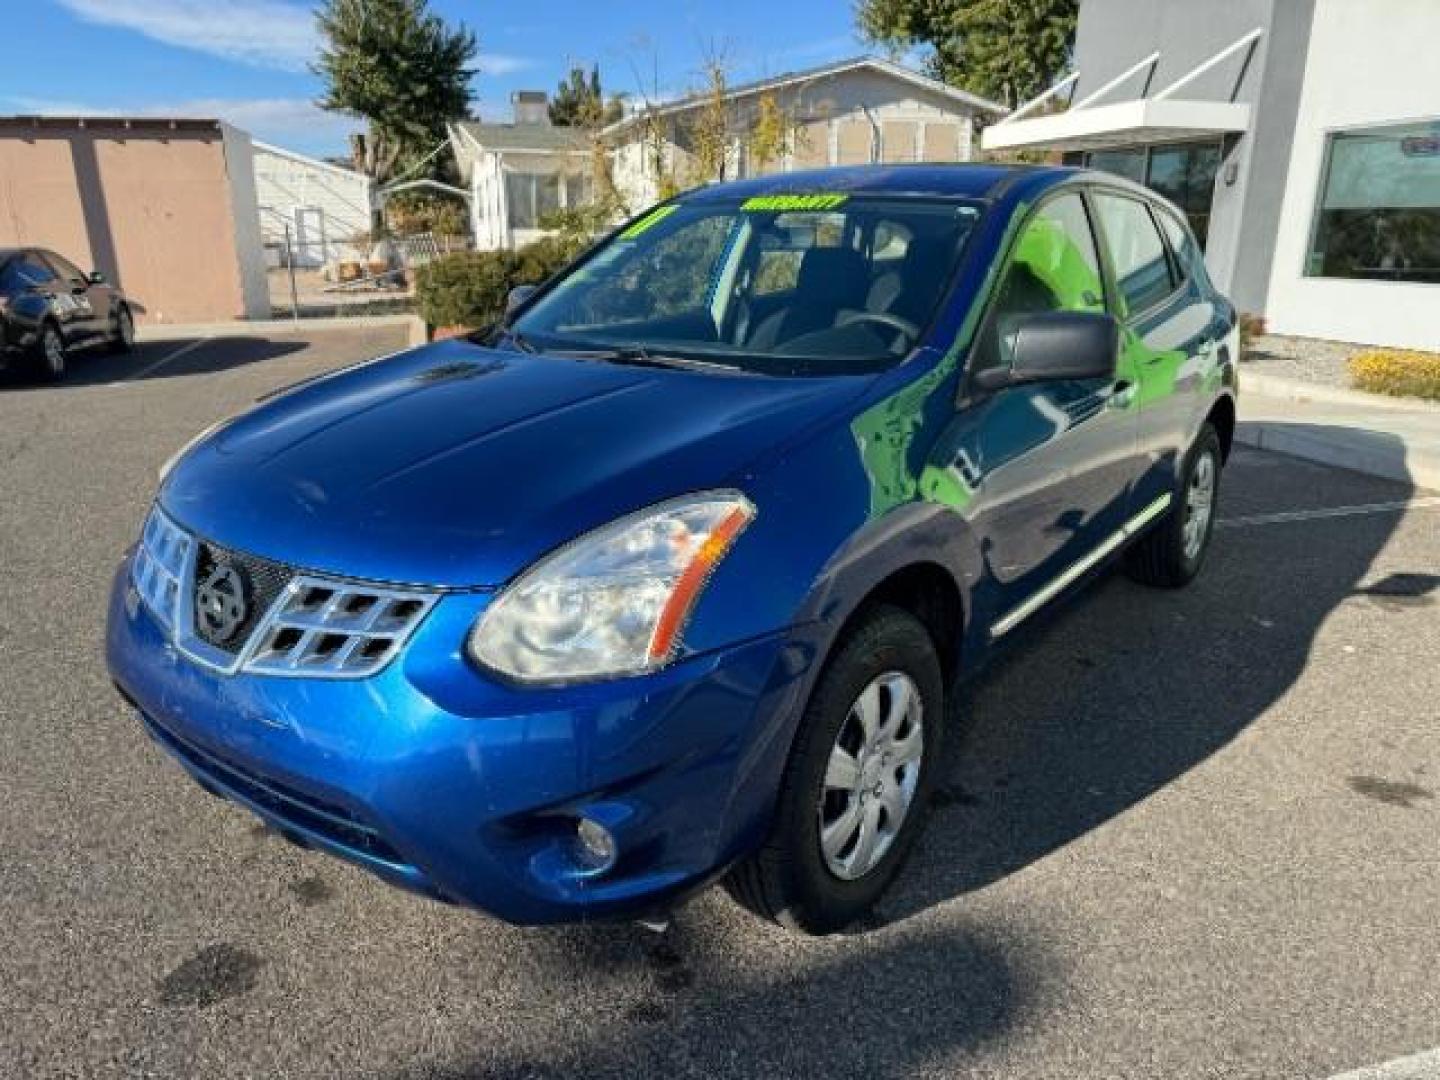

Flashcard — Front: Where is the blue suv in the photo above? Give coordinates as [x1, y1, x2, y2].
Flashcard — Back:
[107, 165, 1237, 933]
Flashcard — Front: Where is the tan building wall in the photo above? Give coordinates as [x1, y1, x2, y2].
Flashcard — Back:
[0, 118, 266, 324]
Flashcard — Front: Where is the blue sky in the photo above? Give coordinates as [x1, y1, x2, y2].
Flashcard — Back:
[2, 1, 873, 158]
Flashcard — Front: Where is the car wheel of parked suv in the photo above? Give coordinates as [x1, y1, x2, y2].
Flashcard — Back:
[726, 605, 944, 934]
[36, 322, 67, 382]
[109, 305, 135, 354]
[1126, 423, 1223, 588]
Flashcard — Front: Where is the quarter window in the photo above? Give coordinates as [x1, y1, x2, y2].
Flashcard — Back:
[1307, 119, 1440, 284]
[1093, 194, 1175, 315]
[1157, 208, 1201, 283]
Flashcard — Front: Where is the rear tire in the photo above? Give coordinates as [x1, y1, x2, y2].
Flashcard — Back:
[1125, 423, 1222, 588]
[725, 605, 944, 934]
[108, 305, 134, 354]
[33, 322, 67, 382]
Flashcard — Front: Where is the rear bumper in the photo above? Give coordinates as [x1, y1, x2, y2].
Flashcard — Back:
[106, 554, 813, 924]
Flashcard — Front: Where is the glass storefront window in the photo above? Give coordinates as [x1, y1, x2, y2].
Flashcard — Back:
[1307, 119, 1440, 284]
[1083, 141, 1221, 248]
[1145, 143, 1220, 247]
[1086, 148, 1147, 185]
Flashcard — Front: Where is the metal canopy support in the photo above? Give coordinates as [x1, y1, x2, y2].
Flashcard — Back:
[1155, 28, 1265, 101]
[994, 71, 1081, 127]
[1071, 51, 1161, 112]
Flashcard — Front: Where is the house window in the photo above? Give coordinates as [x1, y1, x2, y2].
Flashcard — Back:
[1307, 119, 1440, 284]
[507, 167, 590, 231]
[1084, 141, 1221, 248]
[505, 170, 539, 229]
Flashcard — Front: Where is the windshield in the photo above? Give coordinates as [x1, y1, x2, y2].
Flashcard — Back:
[506, 195, 985, 376]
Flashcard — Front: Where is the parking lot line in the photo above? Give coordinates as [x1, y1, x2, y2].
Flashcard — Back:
[1218, 495, 1440, 529]
[1324, 1047, 1440, 1079]
[116, 336, 221, 384]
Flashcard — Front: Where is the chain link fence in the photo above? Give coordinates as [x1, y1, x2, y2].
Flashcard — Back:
[263, 224, 471, 321]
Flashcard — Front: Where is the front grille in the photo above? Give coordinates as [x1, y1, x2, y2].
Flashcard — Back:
[193, 542, 295, 653]
[132, 508, 193, 631]
[243, 577, 437, 678]
[133, 502, 439, 680]
[144, 713, 406, 866]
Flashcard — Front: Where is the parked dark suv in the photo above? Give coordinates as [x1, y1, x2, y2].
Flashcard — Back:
[0, 248, 134, 380]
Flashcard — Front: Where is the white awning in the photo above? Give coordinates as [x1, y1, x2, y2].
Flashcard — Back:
[982, 27, 1262, 154]
[982, 97, 1251, 153]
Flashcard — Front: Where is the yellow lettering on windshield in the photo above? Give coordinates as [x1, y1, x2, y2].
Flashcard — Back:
[740, 194, 849, 212]
[618, 205, 679, 239]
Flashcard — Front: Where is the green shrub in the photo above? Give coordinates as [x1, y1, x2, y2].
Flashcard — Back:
[415, 235, 587, 331]
[1349, 348, 1440, 402]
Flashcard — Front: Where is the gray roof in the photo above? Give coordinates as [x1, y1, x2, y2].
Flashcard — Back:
[602, 55, 1009, 137]
[454, 120, 588, 154]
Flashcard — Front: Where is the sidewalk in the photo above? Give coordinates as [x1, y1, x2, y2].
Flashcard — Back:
[1238, 375, 1440, 492]
[136, 313, 427, 347]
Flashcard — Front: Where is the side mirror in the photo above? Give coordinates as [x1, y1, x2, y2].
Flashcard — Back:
[973, 311, 1118, 391]
[504, 284, 537, 321]
[87, 270, 106, 285]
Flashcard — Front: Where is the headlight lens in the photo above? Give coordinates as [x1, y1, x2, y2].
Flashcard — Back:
[469, 491, 756, 683]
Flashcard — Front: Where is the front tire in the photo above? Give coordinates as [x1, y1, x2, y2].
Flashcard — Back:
[1125, 423, 1222, 587]
[726, 605, 944, 934]
[108, 305, 134, 354]
[34, 322, 67, 382]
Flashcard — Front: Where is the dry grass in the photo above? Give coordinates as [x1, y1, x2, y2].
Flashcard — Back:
[1349, 348, 1440, 402]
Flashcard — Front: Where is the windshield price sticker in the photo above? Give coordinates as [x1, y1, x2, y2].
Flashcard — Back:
[741, 194, 849, 212]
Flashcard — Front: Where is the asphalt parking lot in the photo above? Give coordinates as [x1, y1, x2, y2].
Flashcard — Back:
[1, 328, 1437, 1079]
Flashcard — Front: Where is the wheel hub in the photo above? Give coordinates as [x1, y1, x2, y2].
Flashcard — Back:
[817, 671, 924, 881]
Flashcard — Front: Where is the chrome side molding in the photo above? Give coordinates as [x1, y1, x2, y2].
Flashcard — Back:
[990, 492, 1173, 639]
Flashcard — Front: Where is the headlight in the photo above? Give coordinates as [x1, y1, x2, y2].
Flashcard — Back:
[469, 491, 756, 683]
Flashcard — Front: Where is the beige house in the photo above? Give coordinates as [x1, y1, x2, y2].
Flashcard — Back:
[450, 58, 1008, 251]
[0, 116, 267, 324]
[607, 56, 1009, 209]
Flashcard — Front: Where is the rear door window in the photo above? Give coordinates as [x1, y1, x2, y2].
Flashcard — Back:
[1093, 193, 1176, 316]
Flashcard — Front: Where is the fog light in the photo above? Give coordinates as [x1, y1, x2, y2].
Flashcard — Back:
[574, 816, 618, 874]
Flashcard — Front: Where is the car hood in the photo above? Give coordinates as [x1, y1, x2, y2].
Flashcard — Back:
[160, 340, 866, 587]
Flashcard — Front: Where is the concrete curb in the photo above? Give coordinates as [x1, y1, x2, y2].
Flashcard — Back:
[1236, 420, 1439, 492]
[136, 314, 427, 347]
[1241, 370, 1440, 413]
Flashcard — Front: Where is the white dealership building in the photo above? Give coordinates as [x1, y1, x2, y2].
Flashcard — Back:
[984, 0, 1440, 350]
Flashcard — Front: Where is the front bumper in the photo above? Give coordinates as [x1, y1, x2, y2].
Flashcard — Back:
[106, 553, 812, 924]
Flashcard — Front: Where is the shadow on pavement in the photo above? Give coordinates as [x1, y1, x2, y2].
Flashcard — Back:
[397, 917, 1035, 1079]
[0, 336, 309, 390]
[876, 431, 1417, 921]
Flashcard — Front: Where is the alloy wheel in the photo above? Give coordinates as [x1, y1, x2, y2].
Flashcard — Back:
[1183, 449, 1217, 560]
[43, 328, 65, 375]
[817, 671, 924, 881]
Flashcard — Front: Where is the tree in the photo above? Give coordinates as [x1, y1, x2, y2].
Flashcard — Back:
[549, 65, 625, 127]
[315, 0, 478, 193]
[857, 0, 1078, 108]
